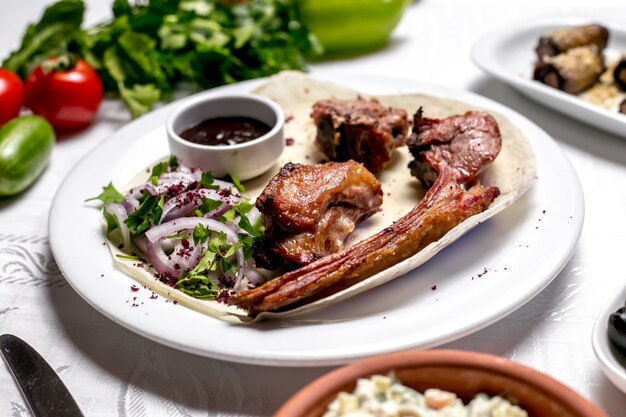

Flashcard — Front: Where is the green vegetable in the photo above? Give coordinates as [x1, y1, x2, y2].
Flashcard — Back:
[0, 116, 55, 196]
[4, 0, 319, 118]
[85, 182, 124, 205]
[176, 249, 220, 299]
[3, 0, 85, 78]
[299, 0, 407, 54]
[124, 194, 164, 235]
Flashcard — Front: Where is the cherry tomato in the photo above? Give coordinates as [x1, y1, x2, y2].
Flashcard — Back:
[0, 69, 24, 126]
[24, 58, 103, 132]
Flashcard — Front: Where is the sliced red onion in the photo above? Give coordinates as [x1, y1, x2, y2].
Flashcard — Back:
[122, 186, 145, 214]
[212, 179, 236, 189]
[177, 165, 202, 181]
[146, 217, 239, 244]
[144, 177, 195, 196]
[160, 170, 197, 182]
[236, 266, 266, 292]
[160, 188, 240, 224]
[115, 163, 253, 286]
[145, 217, 244, 281]
[178, 240, 203, 272]
[146, 238, 181, 279]
[105, 203, 131, 251]
[232, 245, 246, 292]
[203, 203, 232, 220]
[132, 234, 149, 257]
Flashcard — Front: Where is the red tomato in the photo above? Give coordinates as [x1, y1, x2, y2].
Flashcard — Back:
[0, 69, 24, 125]
[24, 58, 103, 132]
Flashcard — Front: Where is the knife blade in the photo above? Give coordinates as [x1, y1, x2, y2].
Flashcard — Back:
[0, 334, 84, 417]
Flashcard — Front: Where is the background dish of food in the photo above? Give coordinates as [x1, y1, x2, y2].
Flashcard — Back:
[49, 73, 584, 366]
[592, 283, 626, 394]
[471, 16, 626, 138]
[275, 350, 607, 417]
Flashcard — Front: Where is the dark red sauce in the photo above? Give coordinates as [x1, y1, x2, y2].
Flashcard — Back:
[179, 116, 271, 146]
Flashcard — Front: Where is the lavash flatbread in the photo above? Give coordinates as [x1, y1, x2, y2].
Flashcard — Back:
[109, 71, 537, 323]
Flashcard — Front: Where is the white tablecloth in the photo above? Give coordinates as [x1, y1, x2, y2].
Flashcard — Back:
[2, 1, 626, 416]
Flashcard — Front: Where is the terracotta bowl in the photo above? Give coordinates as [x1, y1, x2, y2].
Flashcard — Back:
[275, 350, 607, 417]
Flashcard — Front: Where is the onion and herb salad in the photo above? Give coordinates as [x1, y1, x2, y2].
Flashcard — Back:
[88, 156, 268, 302]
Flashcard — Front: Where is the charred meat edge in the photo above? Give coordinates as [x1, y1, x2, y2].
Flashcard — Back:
[231, 110, 502, 316]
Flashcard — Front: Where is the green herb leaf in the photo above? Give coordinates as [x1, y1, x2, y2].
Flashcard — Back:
[116, 254, 140, 261]
[150, 160, 169, 184]
[5, 0, 319, 127]
[124, 195, 163, 235]
[219, 200, 254, 224]
[2, 0, 85, 77]
[192, 223, 210, 245]
[238, 234, 256, 259]
[225, 174, 245, 192]
[119, 83, 161, 119]
[235, 200, 254, 214]
[238, 212, 263, 238]
[176, 274, 219, 299]
[103, 207, 119, 234]
[196, 198, 223, 215]
[112, 0, 132, 18]
[208, 231, 228, 255]
[85, 182, 124, 204]
[194, 249, 218, 274]
[198, 171, 217, 189]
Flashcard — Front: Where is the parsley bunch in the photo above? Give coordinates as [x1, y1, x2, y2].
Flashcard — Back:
[3, 0, 320, 118]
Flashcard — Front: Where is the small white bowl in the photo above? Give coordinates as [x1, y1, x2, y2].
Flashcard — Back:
[166, 93, 284, 181]
[592, 284, 626, 394]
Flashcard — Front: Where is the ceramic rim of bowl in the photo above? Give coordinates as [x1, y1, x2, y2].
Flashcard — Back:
[274, 349, 607, 417]
[166, 92, 284, 151]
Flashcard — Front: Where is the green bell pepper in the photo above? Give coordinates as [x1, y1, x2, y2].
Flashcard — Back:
[299, 0, 408, 55]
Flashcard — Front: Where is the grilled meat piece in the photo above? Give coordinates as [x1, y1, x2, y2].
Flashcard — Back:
[614, 57, 626, 91]
[232, 110, 502, 316]
[407, 108, 502, 188]
[253, 161, 383, 270]
[311, 98, 409, 172]
[533, 45, 605, 94]
[535, 24, 609, 61]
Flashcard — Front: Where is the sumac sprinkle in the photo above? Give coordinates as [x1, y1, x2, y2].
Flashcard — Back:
[179, 117, 271, 146]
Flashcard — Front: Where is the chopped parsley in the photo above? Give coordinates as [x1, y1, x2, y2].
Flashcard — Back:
[85, 182, 124, 204]
[194, 198, 223, 217]
[116, 254, 141, 261]
[149, 155, 179, 185]
[198, 172, 219, 189]
[225, 174, 245, 193]
[124, 195, 163, 235]
[91, 156, 265, 302]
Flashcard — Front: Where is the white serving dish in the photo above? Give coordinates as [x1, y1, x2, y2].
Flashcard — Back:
[472, 16, 626, 138]
[592, 284, 626, 393]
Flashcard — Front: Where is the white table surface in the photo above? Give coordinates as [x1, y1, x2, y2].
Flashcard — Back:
[2, 0, 626, 416]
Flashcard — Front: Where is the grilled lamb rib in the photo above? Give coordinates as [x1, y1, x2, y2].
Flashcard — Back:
[253, 160, 383, 270]
[311, 98, 409, 172]
[231, 110, 502, 316]
[408, 108, 502, 187]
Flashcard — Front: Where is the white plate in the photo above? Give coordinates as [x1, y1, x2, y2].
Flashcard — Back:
[471, 16, 626, 138]
[592, 285, 626, 393]
[49, 73, 584, 366]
